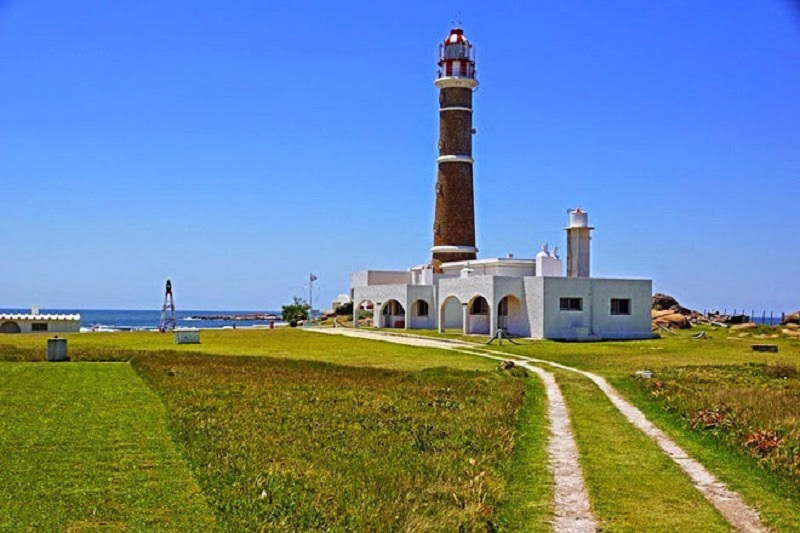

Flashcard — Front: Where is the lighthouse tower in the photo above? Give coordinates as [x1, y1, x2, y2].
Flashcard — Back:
[431, 28, 478, 266]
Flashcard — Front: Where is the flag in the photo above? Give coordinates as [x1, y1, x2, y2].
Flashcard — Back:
[310, 273, 318, 282]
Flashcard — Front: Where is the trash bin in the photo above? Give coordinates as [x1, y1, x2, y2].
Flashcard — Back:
[47, 337, 68, 362]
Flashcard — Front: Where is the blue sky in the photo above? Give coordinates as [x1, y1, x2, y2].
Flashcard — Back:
[1, 1, 799, 312]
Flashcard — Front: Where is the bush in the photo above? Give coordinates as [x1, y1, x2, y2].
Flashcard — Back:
[334, 301, 353, 316]
[281, 297, 310, 323]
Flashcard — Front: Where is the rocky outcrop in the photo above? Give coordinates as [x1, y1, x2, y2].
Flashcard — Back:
[652, 309, 691, 329]
[652, 293, 680, 311]
[782, 312, 800, 326]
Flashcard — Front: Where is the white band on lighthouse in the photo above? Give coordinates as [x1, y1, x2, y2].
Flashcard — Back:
[436, 155, 474, 164]
[439, 106, 472, 113]
[435, 77, 479, 89]
[430, 245, 479, 254]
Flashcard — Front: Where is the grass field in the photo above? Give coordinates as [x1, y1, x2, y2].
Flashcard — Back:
[0, 363, 215, 531]
[0, 328, 494, 371]
[0, 330, 536, 531]
[2, 325, 800, 530]
[132, 352, 532, 531]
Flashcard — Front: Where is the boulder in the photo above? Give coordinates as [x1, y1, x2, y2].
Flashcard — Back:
[731, 322, 758, 331]
[782, 312, 800, 326]
[654, 313, 691, 329]
[652, 293, 680, 311]
[652, 309, 676, 319]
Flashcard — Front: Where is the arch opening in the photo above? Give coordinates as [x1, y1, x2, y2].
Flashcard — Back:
[0, 321, 21, 334]
[467, 296, 491, 334]
[439, 296, 463, 332]
[380, 300, 406, 328]
[498, 295, 528, 337]
[409, 299, 434, 329]
[353, 299, 376, 328]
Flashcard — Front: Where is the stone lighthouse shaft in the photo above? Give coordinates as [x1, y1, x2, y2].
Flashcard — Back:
[431, 28, 478, 266]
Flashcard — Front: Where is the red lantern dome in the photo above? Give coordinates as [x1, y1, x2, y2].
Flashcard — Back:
[437, 28, 477, 84]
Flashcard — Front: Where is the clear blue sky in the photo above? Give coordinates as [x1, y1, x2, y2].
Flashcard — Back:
[1, 1, 799, 312]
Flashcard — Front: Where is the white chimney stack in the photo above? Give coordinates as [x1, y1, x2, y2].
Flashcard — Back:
[565, 208, 594, 278]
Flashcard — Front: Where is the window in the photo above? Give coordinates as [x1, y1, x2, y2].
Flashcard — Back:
[32, 323, 48, 332]
[470, 297, 489, 315]
[416, 301, 429, 317]
[560, 298, 583, 311]
[610, 298, 631, 315]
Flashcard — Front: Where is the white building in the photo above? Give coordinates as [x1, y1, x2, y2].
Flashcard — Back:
[349, 28, 652, 340]
[0, 308, 81, 334]
[351, 210, 652, 341]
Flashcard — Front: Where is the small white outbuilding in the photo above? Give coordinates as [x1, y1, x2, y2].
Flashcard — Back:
[0, 309, 81, 334]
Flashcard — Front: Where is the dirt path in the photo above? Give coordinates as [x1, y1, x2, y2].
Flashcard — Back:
[313, 328, 596, 531]
[523, 363, 597, 532]
[310, 328, 766, 532]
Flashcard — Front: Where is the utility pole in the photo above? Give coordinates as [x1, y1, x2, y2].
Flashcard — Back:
[308, 273, 318, 325]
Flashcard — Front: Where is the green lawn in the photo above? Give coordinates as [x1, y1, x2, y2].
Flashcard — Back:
[0, 363, 215, 531]
[132, 352, 536, 531]
[493, 378, 552, 532]
[0, 328, 495, 371]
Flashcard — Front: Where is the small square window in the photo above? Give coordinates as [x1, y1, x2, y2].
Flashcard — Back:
[560, 298, 583, 311]
[610, 299, 631, 315]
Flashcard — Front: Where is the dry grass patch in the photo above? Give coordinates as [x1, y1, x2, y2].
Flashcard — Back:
[638, 362, 800, 480]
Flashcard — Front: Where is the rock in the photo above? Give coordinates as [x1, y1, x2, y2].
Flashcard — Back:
[652, 293, 680, 311]
[731, 323, 758, 331]
[782, 312, 800, 326]
[652, 309, 676, 319]
[752, 344, 779, 353]
[635, 370, 655, 379]
[782, 328, 800, 338]
[498, 360, 516, 370]
[654, 313, 691, 329]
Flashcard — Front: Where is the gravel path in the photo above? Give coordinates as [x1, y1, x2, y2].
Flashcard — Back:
[310, 328, 766, 532]
[523, 363, 597, 532]
[312, 328, 596, 531]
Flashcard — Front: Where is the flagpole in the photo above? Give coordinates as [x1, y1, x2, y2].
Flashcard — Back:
[309, 273, 313, 324]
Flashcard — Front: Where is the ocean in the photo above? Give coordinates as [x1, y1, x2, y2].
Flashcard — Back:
[0, 309, 283, 331]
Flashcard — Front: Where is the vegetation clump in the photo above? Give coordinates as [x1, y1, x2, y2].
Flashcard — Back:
[638, 363, 800, 479]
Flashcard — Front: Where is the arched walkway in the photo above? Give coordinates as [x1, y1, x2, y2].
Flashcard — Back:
[467, 295, 491, 335]
[409, 299, 434, 329]
[498, 295, 529, 337]
[353, 300, 375, 328]
[380, 300, 406, 328]
[438, 296, 463, 333]
[0, 321, 21, 334]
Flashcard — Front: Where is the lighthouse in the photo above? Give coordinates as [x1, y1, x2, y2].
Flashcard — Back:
[431, 28, 478, 266]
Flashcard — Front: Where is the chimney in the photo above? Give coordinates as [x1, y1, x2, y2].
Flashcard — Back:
[565, 208, 594, 278]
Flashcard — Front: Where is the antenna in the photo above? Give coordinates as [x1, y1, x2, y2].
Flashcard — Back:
[452, 14, 463, 29]
[159, 279, 177, 332]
